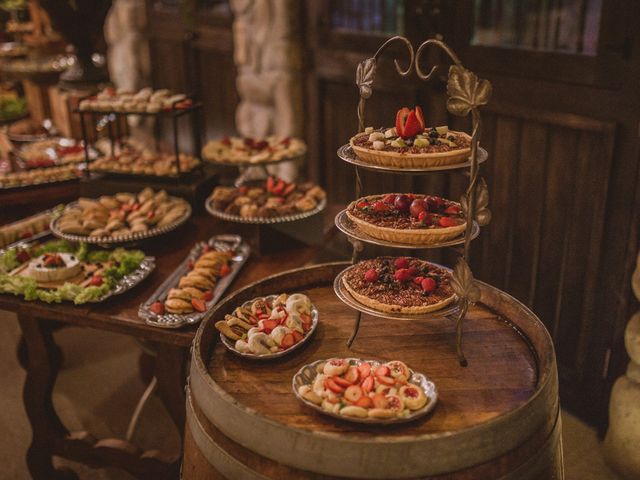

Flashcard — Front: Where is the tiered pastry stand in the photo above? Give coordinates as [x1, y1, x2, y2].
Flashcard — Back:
[335, 36, 493, 366]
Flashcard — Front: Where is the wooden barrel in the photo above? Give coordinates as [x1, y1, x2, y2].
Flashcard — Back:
[184, 262, 563, 480]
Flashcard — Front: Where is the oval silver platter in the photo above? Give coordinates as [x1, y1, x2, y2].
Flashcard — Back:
[335, 208, 480, 249]
[219, 293, 319, 360]
[333, 264, 460, 321]
[292, 357, 438, 425]
[50, 198, 191, 246]
[337, 143, 488, 174]
[139, 234, 250, 329]
[205, 196, 326, 225]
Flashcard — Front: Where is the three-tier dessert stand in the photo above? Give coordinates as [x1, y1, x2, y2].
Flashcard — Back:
[334, 36, 492, 366]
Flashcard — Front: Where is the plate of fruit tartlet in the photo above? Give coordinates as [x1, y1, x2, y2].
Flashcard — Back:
[293, 358, 437, 424]
[347, 106, 479, 170]
[215, 292, 318, 360]
[202, 136, 307, 166]
[342, 193, 474, 246]
[335, 257, 458, 319]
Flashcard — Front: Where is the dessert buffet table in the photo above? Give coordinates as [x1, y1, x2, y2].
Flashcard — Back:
[0, 214, 323, 480]
[185, 264, 562, 480]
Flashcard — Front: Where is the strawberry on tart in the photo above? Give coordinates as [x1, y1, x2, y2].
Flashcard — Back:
[346, 193, 465, 245]
[350, 106, 471, 169]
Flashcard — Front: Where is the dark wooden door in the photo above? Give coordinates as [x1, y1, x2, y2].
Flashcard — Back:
[305, 0, 640, 429]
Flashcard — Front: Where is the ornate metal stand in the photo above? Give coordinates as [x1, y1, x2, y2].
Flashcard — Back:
[336, 36, 492, 366]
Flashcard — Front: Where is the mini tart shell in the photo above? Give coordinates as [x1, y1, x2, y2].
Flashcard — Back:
[346, 196, 466, 245]
[342, 275, 456, 315]
[349, 131, 472, 169]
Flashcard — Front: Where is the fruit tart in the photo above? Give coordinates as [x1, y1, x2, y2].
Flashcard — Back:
[350, 106, 471, 168]
[209, 176, 326, 219]
[202, 136, 306, 165]
[342, 257, 455, 314]
[346, 193, 465, 245]
[295, 358, 435, 422]
[215, 293, 317, 357]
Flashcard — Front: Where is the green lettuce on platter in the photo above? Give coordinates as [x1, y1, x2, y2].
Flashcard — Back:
[0, 240, 146, 304]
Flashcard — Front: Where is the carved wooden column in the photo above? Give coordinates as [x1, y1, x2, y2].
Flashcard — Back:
[603, 252, 640, 479]
[230, 0, 303, 181]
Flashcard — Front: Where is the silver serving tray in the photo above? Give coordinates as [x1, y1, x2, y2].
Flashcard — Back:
[337, 143, 488, 174]
[205, 196, 326, 225]
[139, 234, 250, 329]
[0, 232, 155, 303]
[219, 293, 319, 360]
[292, 358, 438, 425]
[333, 263, 460, 321]
[335, 208, 480, 249]
[50, 198, 191, 246]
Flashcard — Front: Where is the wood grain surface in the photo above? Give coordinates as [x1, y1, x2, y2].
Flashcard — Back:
[207, 285, 537, 436]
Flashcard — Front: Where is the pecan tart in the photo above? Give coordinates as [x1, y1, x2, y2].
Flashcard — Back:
[342, 257, 455, 314]
[350, 106, 471, 169]
[346, 193, 466, 245]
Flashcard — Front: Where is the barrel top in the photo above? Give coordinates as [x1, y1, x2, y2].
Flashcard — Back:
[205, 284, 538, 438]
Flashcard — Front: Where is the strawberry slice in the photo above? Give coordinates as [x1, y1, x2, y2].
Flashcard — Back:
[150, 301, 165, 315]
[394, 268, 412, 282]
[272, 180, 286, 196]
[372, 393, 388, 409]
[421, 277, 437, 292]
[439, 216, 459, 227]
[192, 298, 206, 312]
[344, 385, 363, 403]
[376, 375, 396, 386]
[260, 319, 278, 334]
[415, 106, 426, 130]
[344, 366, 360, 384]
[357, 362, 371, 377]
[266, 176, 276, 192]
[444, 205, 461, 215]
[325, 377, 345, 394]
[89, 275, 103, 286]
[333, 376, 352, 388]
[281, 333, 295, 349]
[401, 111, 423, 138]
[355, 396, 373, 408]
[395, 107, 411, 137]
[361, 375, 375, 393]
[375, 365, 390, 377]
[203, 290, 214, 301]
[292, 330, 304, 343]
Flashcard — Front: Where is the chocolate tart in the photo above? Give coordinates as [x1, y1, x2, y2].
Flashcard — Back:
[349, 129, 471, 169]
[342, 257, 456, 314]
[346, 194, 466, 245]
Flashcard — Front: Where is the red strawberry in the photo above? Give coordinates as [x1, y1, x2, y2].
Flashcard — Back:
[325, 378, 345, 393]
[383, 194, 396, 204]
[407, 267, 418, 277]
[394, 268, 412, 282]
[421, 277, 437, 292]
[364, 269, 378, 282]
[150, 301, 165, 315]
[261, 319, 278, 333]
[372, 201, 387, 213]
[357, 200, 369, 209]
[439, 216, 459, 227]
[192, 298, 206, 312]
[220, 264, 231, 276]
[418, 211, 432, 226]
[238, 185, 249, 195]
[415, 106, 426, 130]
[281, 333, 295, 349]
[395, 107, 411, 137]
[89, 275, 103, 286]
[292, 330, 304, 343]
[396, 107, 424, 139]
[355, 396, 373, 408]
[444, 205, 461, 214]
[203, 290, 214, 301]
[394, 257, 409, 269]
[361, 375, 375, 393]
[266, 176, 276, 192]
[357, 362, 371, 377]
[333, 376, 352, 388]
[413, 276, 424, 285]
[272, 180, 286, 196]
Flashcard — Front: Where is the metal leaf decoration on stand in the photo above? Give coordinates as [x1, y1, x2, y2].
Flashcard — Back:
[461, 177, 492, 227]
[446, 65, 492, 117]
[451, 258, 481, 304]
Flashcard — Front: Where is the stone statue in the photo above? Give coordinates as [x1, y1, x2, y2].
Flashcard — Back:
[603, 252, 640, 479]
[230, 0, 303, 181]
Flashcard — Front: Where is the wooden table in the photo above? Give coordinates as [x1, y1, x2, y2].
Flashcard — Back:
[0, 214, 325, 480]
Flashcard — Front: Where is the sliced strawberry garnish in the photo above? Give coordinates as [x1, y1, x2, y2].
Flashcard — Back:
[375, 365, 390, 377]
[272, 180, 286, 196]
[383, 193, 396, 204]
[344, 385, 363, 403]
[372, 200, 387, 213]
[355, 396, 373, 408]
[394, 268, 412, 282]
[377, 375, 395, 386]
[361, 375, 375, 393]
[261, 319, 278, 333]
[333, 376, 352, 388]
[89, 275, 103, 286]
[395, 107, 411, 137]
[439, 216, 459, 227]
[421, 277, 437, 292]
[203, 290, 214, 301]
[192, 298, 206, 312]
[281, 333, 295, 349]
[413, 276, 424, 285]
[266, 176, 275, 192]
[372, 393, 388, 409]
[344, 366, 360, 384]
[415, 106, 426, 130]
[418, 211, 432, 226]
[292, 330, 304, 343]
[150, 301, 165, 315]
[325, 377, 345, 394]
[444, 205, 461, 215]
[358, 362, 371, 377]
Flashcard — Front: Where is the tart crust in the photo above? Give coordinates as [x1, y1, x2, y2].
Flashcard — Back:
[346, 197, 466, 245]
[342, 259, 456, 315]
[349, 131, 471, 169]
